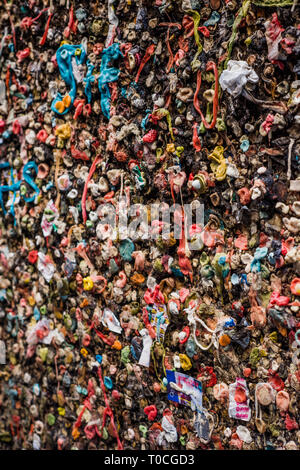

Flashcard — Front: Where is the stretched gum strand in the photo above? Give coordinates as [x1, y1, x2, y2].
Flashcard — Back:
[97, 366, 123, 450]
[193, 61, 219, 130]
[151, 108, 174, 140]
[182, 15, 196, 38]
[54, 150, 62, 210]
[187, 9, 203, 67]
[74, 243, 95, 271]
[39, 10, 53, 46]
[177, 204, 193, 282]
[158, 23, 181, 73]
[223, 0, 251, 70]
[81, 155, 102, 224]
[135, 44, 156, 83]
[64, 4, 77, 38]
[192, 122, 202, 151]
[20, 7, 49, 31]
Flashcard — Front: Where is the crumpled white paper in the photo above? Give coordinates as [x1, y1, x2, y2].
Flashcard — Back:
[37, 252, 55, 282]
[101, 308, 122, 334]
[138, 328, 153, 368]
[157, 416, 178, 444]
[219, 60, 259, 98]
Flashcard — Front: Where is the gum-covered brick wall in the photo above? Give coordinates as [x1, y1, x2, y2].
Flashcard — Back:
[0, 0, 300, 451]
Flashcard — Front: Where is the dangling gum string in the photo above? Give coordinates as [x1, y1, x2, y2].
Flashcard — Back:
[64, 4, 77, 38]
[182, 15, 209, 40]
[170, 177, 176, 205]
[135, 44, 156, 83]
[192, 122, 202, 151]
[97, 366, 123, 449]
[20, 7, 49, 31]
[74, 403, 90, 433]
[287, 138, 295, 180]
[73, 383, 94, 434]
[179, 185, 186, 238]
[182, 15, 196, 38]
[75, 243, 95, 271]
[82, 155, 102, 224]
[193, 69, 202, 112]
[193, 61, 219, 130]
[165, 94, 172, 109]
[29, 420, 35, 437]
[166, 27, 173, 73]
[158, 23, 182, 73]
[187, 10, 202, 68]
[178, 186, 193, 282]
[151, 108, 174, 140]
[223, 0, 251, 71]
[54, 150, 61, 209]
[291, 0, 298, 11]
[39, 3, 54, 47]
[178, 32, 189, 50]
[115, 171, 124, 239]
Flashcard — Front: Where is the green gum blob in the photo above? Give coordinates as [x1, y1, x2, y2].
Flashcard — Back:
[153, 259, 163, 272]
[249, 234, 258, 249]
[199, 121, 206, 134]
[249, 347, 261, 368]
[200, 252, 210, 266]
[121, 346, 131, 365]
[268, 424, 280, 438]
[39, 347, 48, 363]
[216, 118, 226, 132]
[139, 425, 148, 438]
[40, 305, 47, 315]
[47, 413, 55, 426]
[102, 427, 109, 440]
